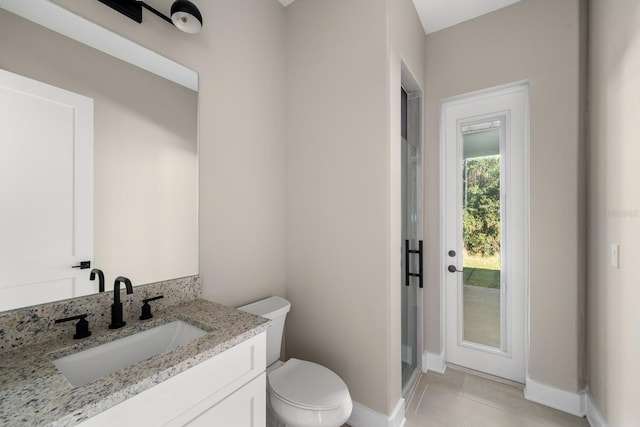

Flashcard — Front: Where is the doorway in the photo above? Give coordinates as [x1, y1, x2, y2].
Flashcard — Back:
[441, 84, 528, 383]
[401, 65, 423, 395]
[0, 69, 94, 311]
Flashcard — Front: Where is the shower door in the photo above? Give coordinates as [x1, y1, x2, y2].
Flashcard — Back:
[401, 87, 422, 394]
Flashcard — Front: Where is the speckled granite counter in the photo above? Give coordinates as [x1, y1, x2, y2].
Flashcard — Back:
[0, 299, 270, 426]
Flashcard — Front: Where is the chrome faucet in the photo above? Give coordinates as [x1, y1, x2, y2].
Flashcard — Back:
[109, 276, 133, 329]
[90, 268, 105, 292]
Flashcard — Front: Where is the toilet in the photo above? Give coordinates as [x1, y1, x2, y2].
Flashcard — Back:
[239, 296, 352, 427]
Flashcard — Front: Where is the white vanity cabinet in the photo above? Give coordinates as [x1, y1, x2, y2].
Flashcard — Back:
[79, 332, 266, 427]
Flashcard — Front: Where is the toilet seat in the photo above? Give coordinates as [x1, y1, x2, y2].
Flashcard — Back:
[268, 358, 350, 410]
[267, 358, 352, 427]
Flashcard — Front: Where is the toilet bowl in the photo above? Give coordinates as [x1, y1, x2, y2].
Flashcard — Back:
[267, 358, 352, 427]
[239, 296, 352, 427]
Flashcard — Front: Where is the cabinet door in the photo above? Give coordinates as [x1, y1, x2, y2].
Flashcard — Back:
[185, 373, 266, 427]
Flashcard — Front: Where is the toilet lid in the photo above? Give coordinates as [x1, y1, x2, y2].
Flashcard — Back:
[268, 358, 350, 410]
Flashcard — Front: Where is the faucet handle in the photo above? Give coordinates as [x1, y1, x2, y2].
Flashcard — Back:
[140, 295, 164, 320]
[55, 314, 91, 339]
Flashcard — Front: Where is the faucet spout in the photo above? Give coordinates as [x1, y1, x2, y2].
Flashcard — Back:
[90, 268, 105, 292]
[109, 276, 133, 329]
[113, 276, 133, 303]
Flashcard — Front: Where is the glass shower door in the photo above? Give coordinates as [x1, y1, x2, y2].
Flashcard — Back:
[401, 135, 420, 394]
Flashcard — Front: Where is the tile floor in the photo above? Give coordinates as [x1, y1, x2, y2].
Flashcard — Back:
[403, 368, 590, 427]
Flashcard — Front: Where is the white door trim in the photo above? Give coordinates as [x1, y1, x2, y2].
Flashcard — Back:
[439, 81, 530, 383]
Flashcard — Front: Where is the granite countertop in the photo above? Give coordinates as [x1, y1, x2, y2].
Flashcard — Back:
[0, 299, 270, 426]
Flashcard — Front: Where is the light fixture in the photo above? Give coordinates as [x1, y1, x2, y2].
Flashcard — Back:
[97, 0, 203, 34]
[170, 0, 202, 33]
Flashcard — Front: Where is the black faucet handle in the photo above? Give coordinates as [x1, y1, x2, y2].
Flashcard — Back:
[140, 295, 164, 320]
[55, 314, 91, 339]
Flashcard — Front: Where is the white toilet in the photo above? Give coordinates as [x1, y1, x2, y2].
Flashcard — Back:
[239, 296, 352, 427]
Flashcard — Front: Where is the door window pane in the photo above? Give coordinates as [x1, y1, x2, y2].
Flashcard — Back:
[461, 124, 502, 349]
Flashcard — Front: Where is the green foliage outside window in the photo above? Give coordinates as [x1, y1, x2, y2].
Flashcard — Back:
[463, 156, 500, 257]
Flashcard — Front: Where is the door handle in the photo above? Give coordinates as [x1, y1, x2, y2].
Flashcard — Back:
[448, 265, 463, 273]
[405, 240, 424, 288]
[72, 261, 91, 270]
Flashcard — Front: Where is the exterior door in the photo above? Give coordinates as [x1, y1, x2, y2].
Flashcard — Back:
[0, 68, 93, 311]
[442, 84, 528, 383]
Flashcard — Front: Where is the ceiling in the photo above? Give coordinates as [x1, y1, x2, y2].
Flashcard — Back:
[411, 0, 522, 34]
[277, 0, 522, 35]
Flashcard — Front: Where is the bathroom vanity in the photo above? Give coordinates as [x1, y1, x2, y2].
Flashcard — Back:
[78, 332, 266, 426]
[0, 298, 269, 426]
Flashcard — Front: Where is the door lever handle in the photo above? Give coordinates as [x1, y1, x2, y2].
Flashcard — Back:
[72, 261, 91, 270]
[448, 265, 463, 273]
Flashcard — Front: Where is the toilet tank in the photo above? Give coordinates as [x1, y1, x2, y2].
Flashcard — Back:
[238, 296, 291, 366]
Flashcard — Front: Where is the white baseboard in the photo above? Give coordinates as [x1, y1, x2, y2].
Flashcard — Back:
[524, 376, 585, 417]
[348, 398, 405, 427]
[585, 390, 608, 427]
[390, 399, 405, 427]
[422, 351, 446, 374]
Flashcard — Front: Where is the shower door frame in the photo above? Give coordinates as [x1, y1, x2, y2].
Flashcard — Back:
[400, 62, 424, 396]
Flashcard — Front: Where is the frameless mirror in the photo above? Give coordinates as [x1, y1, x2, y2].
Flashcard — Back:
[0, 3, 198, 311]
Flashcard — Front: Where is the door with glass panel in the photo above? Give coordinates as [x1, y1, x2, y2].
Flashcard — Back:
[442, 85, 527, 383]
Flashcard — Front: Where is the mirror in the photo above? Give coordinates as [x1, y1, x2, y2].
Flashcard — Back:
[0, 5, 198, 311]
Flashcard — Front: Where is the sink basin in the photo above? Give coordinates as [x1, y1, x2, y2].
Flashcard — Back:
[53, 320, 207, 387]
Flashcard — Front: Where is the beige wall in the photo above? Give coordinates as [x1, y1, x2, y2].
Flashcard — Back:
[388, 0, 427, 411]
[285, 0, 425, 416]
[0, 9, 198, 290]
[285, 0, 391, 414]
[49, 0, 288, 305]
[587, 1, 640, 425]
[423, 0, 586, 392]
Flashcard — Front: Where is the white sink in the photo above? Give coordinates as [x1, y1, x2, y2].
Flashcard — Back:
[54, 320, 207, 387]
